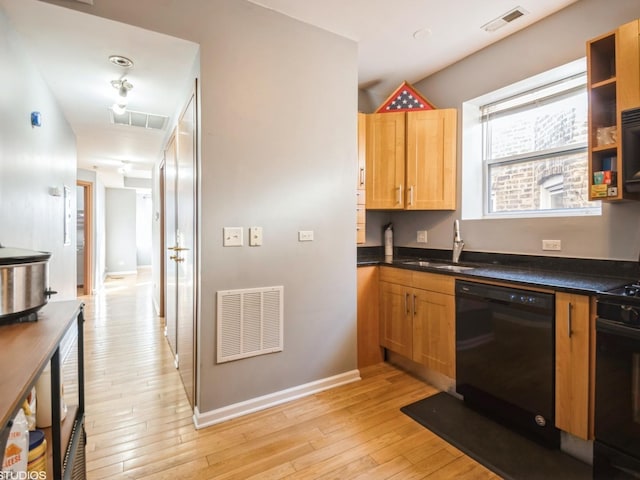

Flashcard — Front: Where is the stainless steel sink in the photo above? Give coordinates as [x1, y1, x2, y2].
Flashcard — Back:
[434, 264, 475, 272]
[400, 260, 439, 267]
[400, 260, 475, 272]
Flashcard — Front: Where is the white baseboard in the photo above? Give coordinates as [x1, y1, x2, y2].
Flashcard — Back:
[106, 270, 137, 276]
[193, 369, 361, 430]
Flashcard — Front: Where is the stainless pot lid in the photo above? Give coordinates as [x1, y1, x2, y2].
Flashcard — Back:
[0, 245, 51, 265]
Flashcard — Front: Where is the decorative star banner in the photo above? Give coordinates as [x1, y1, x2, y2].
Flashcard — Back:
[375, 81, 436, 113]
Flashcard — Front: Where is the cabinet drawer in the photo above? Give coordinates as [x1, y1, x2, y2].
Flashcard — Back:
[412, 270, 455, 295]
[379, 266, 413, 286]
[379, 267, 454, 294]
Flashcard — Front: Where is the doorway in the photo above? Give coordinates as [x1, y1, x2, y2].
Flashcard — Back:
[76, 181, 93, 296]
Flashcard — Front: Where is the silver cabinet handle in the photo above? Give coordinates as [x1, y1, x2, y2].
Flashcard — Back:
[397, 185, 403, 205]
[409, 185, 414, 206]
[359, 168, 365, 186]
[413, 294, 417, 315]
[567, 302, 572, 338]
[405, 292, 410, 315]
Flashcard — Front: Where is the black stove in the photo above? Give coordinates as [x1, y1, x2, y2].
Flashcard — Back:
[594, 282, 640, 478]
[598, 281, 640, 321]
[606, 282, 640, 298]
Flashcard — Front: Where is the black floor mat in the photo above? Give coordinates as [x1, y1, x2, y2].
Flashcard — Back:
[400, 392, 592, 480]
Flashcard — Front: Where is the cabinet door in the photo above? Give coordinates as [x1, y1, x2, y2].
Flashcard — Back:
[412, 288, 456, 378]
[357, 266, 382, 368]
[379, 281, 412, 357]
[617, 19, 640, 112]
[406, 109, 457, 210]
[365, 112, 406, 209]
[356, 113, 366, 243]
[555, 292, 592, 440]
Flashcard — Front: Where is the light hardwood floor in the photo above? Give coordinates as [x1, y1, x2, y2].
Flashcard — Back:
[81, 270, 499, 480]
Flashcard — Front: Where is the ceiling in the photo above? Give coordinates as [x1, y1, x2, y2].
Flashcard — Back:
[0, 0, 578, 184]
[247, 0, 579, 100]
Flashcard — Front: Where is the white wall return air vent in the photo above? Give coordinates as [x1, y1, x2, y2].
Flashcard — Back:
[109, 109, 169, 130]
[216, 286, 283, 363]
[481, 6, 528, 32]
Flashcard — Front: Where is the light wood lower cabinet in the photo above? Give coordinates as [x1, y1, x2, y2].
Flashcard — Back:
[357, 266, 383, 367]
[378, 267, 455, 377]
[379, 280, 413, 358]
[412, 288, 455, 377]
[555, 292, 594, 440]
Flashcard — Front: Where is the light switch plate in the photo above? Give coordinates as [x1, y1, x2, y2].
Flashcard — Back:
[417, 230, 428, 243]
[223, 227, 243, 246]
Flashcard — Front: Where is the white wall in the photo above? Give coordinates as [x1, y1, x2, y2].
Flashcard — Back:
[0, 8, 77, 300]
[47, 0, 359, 414]
[136, 192, 152, 266]
[362, 0, 640, 262]
[105, 188, 137, 274]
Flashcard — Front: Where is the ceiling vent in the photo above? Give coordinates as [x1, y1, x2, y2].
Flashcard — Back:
[481, 6, 528, 32]
[109, 109, 169, 130]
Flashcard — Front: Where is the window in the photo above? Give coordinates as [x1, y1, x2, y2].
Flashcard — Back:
[472, 64, 600, 218]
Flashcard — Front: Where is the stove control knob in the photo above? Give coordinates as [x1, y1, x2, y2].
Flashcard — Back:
[621, 305, 640, 324]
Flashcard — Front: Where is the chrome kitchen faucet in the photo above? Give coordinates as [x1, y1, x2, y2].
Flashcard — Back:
[453, 219, 464, 263]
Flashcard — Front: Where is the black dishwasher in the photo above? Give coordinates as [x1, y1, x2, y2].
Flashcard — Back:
[455, 280, 559, 447]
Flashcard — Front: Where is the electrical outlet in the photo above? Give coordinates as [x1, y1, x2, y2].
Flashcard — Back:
[298, 230, 314, 242]
[542, 239, 561, 251]
[417, 230, 428, 243]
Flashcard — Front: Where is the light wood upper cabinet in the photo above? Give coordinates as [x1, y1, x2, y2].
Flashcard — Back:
[587, 19, 640, 201]
[356, 112, 367, 244]
[365, 109, 457, 210]
[406, 109, 457, 210]
[616, 19, 640, 113]
[365, 112, 406, 209]
[555, 292, 594, 440]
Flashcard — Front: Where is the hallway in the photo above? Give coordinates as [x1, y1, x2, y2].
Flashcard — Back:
[82, 269, 193, 479]
[80, 269, 496, 480]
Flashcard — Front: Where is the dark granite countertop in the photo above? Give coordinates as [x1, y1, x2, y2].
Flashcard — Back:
[358, 247, 637, 295]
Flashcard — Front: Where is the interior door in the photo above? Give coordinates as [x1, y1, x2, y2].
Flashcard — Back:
[164, 133, 178, 360]
[76, 181, 93, 295]
[176, 91, 197, 408]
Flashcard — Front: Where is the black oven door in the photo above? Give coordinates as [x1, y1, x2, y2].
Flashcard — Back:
[595, 317, 640, 477]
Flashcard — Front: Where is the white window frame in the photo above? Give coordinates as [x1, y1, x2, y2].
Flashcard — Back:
[461, 58, 601, 220]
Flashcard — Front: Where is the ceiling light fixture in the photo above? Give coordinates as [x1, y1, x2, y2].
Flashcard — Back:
[412, 27, 432, 40]
[110, 78, 133, 115]
[108, 55, 134, 69]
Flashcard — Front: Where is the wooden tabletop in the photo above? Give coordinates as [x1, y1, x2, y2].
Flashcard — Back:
[0, 300, 83, 430]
